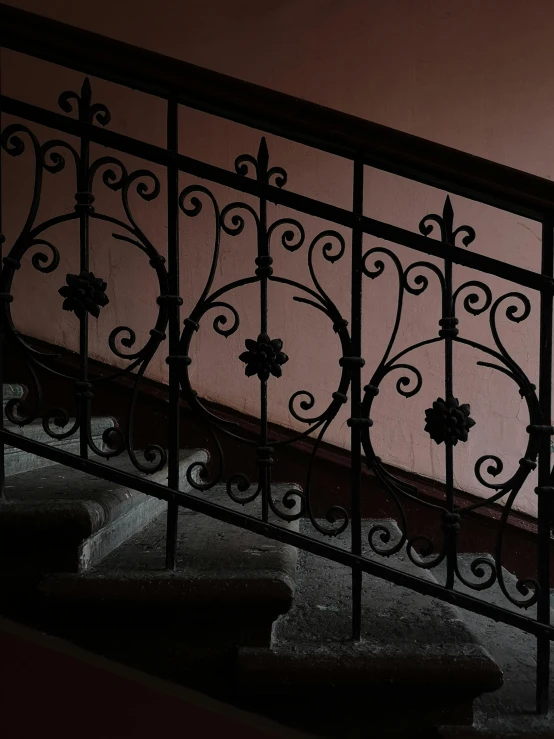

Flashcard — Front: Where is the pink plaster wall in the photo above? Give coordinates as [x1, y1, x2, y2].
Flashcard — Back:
[2, 0, 553, 515]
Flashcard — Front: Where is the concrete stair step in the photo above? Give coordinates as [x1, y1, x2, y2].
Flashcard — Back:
[2, 383, 25, 408]
[426, 555, 554, 738]
[36, 485, 299, 696]
[5, 416, 116, 476]
[2, 384, 117, 475]
[236, 520, 502, 737]
[0, 448, 207, 572]
[40, 484, 298, 626]
[441, 722, 554, 738]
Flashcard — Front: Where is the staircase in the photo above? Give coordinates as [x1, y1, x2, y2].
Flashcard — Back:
[1, 385, 206, 574]
[0, 383, 514, 738]
[436, 557, 554, 739]
[2, 5, 554, 735]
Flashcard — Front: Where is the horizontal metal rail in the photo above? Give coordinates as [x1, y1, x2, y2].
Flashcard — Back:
[1, 2, 554, 221]
[3, 427, 553, 641]
[2, 6, 554, 712]
[2, 94, 550, 293]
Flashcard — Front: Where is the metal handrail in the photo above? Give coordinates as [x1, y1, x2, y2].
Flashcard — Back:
[1, 2, 554, 220]
[1, 3, 554, 717]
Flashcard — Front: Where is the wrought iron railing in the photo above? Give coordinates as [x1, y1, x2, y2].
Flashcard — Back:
[1, 2, 554, 714]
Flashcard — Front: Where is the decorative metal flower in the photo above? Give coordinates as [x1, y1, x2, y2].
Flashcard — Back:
[59, 270, 109, 319]
[239, 333, 288, 381]
[424, 396, 475, 446]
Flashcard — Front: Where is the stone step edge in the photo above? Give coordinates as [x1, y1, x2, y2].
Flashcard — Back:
[40, 570, 296, 615]
[4, 418, 117, 477]
[5, 416, 116, 437]
[2, 384, 25, 402]
[0, 448, 208, 540]
[237, 640, 503, 693]
[236, 519, 502, 700]
[440, 718, 554, 739]
[41, 487, 300, 603]
[39, 484, 300, 607]
[78, 495, 167, 571]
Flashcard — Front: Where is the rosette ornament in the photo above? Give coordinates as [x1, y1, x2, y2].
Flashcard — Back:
[424, 396, 475, 446]
[59, 270, 109, 319]
[239, 333, 288, 381]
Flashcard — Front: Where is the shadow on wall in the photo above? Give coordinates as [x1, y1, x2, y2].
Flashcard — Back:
[2, 0, 552, 516]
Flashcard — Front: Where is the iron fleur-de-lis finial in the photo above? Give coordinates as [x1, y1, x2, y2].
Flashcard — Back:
[234, 137, 288, 188]
[419, 195, 476, 247]
[257, 136, 269, 176]
[58, 77, 111, 126]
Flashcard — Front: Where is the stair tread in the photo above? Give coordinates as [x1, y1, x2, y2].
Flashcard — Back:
[427, 555, 554, 731]
[4, 417, 116, 476]
[238, 520, 501, 695]
[45, 485, 298, 579]
[5, 416, 114, 437]
[40, 484, 298, 617]
[2, 384, 25, 401]
[429, 553, 553, 617]
[3, 385, 115, 473]
[0, 448, 208, 571]
[442, 715, 554, 738]
[1, 448, 206, 536]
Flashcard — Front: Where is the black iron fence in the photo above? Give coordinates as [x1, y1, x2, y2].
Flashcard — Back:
[1, 2, 554, 714]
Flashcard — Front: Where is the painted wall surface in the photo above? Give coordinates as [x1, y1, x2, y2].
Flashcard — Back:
[2, 0, 553, 516]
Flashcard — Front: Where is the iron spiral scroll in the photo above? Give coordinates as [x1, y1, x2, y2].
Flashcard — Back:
[0, 77, 547, 614]
[176, 136, 352, 535]
[361, 196, 542, 608]
[0, 79, 170, 473]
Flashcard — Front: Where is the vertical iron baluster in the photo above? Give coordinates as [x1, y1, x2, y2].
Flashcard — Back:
[165, 96, 181, 570]
[75, 79, 93, 460]
[0, 47, 4, 500]
[350, 158, 364, 640]
[536, 215, 553, 713]
[441, 197, 457, 590]
[257, 138, 270, 523]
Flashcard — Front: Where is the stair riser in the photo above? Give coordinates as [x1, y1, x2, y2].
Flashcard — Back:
[440, 728, 553, 738]
[25, 622, 270, 701]
[236, 692, 475, 737]
[5, 436, 106, 476]
[78, 495, 167, 570]
[2, 384, 25, 409]
[1, 450, 207, 573]
[0, 495, 167, 572]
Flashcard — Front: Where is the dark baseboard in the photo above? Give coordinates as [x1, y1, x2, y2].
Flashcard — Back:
[4, 335, 552, 586]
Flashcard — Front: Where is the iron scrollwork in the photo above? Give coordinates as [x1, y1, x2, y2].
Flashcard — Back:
[359, 196, 542, 609]
[0, 76, 548, 619]
[175, 137, 351, 535]
[1, 79, 169, 472]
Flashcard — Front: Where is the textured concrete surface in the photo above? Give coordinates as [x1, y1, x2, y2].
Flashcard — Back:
[236, 521, 501, 737]
[5, 416, 115, 476]
[2, 383, 25, 402]
[356, 529, 554, 736]
[41, 484, 299, 621]
[429, 555, 554, 738]
[7, 1, 554, 519]
[34, 486, 299, 697]
[2, 416, 545, 739]
[1, 447, 207, 571]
